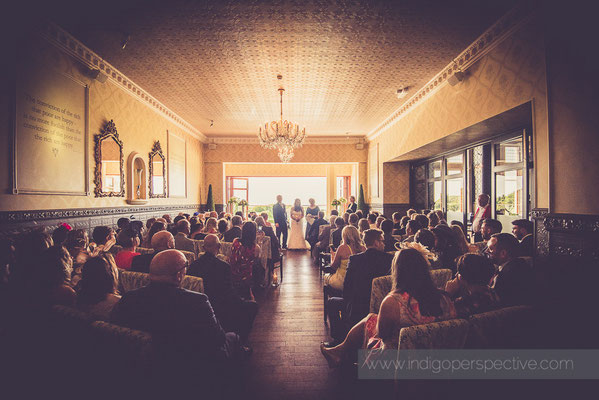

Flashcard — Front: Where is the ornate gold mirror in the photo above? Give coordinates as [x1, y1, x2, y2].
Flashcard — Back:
[94, 120, 124, 197]
[149, 141, 166, 198]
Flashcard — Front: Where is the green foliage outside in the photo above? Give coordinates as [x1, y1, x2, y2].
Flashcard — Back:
[496, 192, 517, 215]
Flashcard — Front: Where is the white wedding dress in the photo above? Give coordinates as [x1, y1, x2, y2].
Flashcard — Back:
[287, 210, 310, 250]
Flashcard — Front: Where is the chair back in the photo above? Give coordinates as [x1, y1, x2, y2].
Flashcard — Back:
[430, 268, 453, 289]
[119, 269, 150, 293]
[181, 275, 204, 293]
[370, 275, 393, 313]
[109, 244, 123, 255]
[398, 318, 470, 350]
[179, 249, 196, 262]
[137, 247, 154, 255]
[465, 305, 536, 349]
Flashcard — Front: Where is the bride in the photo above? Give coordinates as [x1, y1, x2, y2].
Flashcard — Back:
[287, 198, 310, 250]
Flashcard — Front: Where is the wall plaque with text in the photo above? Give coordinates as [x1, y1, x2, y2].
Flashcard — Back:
[14, 63, 88, 195]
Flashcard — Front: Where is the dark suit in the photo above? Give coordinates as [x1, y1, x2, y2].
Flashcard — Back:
[343, 249, 394, 325]
[492, 258, 534, 307]
[130, 251, 159, 273]
[519, 234, 533, 257]
[330, 227, 343, 251]
[187, 253, 258, 342]
[346, 202, 357, 213]
[273, 202, 288, 248]
[307, 217, 328, 247]
[223, 226, 242, 243]
[261, 226, 280, 262]
[111, 282, 234, 364]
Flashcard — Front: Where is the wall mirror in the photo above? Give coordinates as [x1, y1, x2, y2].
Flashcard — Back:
[149, 141, 166, 198]
[94, 120, 124, 197]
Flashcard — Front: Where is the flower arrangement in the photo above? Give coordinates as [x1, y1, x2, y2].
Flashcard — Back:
[331, 199, 341, 210]
[228, 197, 239, 213]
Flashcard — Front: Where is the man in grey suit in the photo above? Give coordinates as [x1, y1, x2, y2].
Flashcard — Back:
[272, 195, 288, 249]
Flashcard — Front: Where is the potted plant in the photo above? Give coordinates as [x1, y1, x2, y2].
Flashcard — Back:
[331, 198, 341, 211]
[238, 199, 248, 217]
[206, 184, 215, 211]
[228, 196, 239, 214]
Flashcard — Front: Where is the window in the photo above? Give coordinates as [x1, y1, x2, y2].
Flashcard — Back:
[493, 136, 526, 232]
[336, 176, 351, 200]
[226, 177, 248, 213]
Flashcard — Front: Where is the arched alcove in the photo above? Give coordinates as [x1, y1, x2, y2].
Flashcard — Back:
[126, 151, 148, 205]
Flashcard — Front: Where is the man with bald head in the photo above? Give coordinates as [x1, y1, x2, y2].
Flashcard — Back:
[112, 249, 243, 377]
[131, 230, 175, 273]
[188, 234, 257, 346]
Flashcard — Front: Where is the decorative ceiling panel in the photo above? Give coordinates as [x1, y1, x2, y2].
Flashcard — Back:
[59, 0, 515, 137]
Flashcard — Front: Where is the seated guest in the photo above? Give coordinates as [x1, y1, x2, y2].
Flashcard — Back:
[145, 217, 156, 232]
[90, 226, 116, 255]
[511, 219, 534, 257]
[190, 220, 206, 240]
[406, 208, 417, 218]
[413, 214, 430, 230]
[472, 218, 502, 254]
[312, 215, 335, 261]
[321, 248, 456, 366]
[64, 229, 90, 285]
[413, 228, 441, 269]
[260, 212, 272, 227]
[434, 210, 445, 223]
[330, 217, 346, 251]
[131, 231, 175, 273]
[450, 220, 468, 238]
[173, 219, 194, 251]
[324, 226, 365, 292]
[218, 212, 226, 220]
[445, 254, 499, 317]
[229, 221, 260, 300]
[450, 224, 470, 255]
[348, 213, 359, 228]
[114, 229, 140, 270]
[204, 217, 218, 235]
[357, 218, 370, 237]
[224, 215, 243, 242]
[380, 220, 398, 252]
[52, 223, 71, 247]
[487, 233, 534, 306]
[393, 216, 409, 236]
[307, 211, 328, 249]
[111, 249, 244, 376]
[401, 219, 422, 243]
[188, 235, 257, 346]
[391, 212, 402, 233]
[367, 213, 377, 228]
[142, 220, 166, 248]
[116, 217, 130, 235]
[427, 211, 440, 229]
[255, 216, 280, 264]
[76, 254, 121, 321]
[375, 216, 385, 229]
[34, 245, 77, 307]
[431, 225, 461, 272]
[327, 229, 392, 344]
[161, 214, 172, 225]
[216, 219, 228, 241]
[342, 212, 350, 226]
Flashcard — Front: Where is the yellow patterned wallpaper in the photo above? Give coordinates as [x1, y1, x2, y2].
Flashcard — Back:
[0, 34, 204, 211]
[369, 18, 549, 208]
[205, 143, 367, 204]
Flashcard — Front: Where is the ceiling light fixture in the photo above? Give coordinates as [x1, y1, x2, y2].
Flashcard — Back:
[258, 75, 306, 163]
[396, 87, 409, 99]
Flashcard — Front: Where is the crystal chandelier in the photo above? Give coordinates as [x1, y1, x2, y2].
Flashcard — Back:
[258, 77, 306, 163]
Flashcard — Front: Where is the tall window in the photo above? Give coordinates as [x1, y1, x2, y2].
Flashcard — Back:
[336, 176, 351, 200]
[427, 160, 442, 210]
[445, 153, 464, 224]
[493, 136, 526, 232]
[226, 177, 248, 212]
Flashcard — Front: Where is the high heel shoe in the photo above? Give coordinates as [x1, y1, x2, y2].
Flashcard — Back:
[320, 342, 342, 368]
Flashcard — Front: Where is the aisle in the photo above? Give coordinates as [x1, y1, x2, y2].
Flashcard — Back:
[241, 250, 343, 399]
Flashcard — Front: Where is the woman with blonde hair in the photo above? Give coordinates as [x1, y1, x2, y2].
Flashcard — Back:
[323, 225, 365, 291]
[358, 218, 370, 237]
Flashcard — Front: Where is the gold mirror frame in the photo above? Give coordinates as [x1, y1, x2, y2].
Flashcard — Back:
[94, 120, 125, 197]
[148, 141, 166, 198]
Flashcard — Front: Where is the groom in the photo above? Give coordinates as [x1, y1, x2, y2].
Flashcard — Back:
[273, 194, 288, 249]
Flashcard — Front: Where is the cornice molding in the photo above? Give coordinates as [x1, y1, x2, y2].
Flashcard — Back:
[0, 204, 201, 224]
[366, 2, 536, 142]
[39, 22, 208, 143]
[207, 136, 366, 145]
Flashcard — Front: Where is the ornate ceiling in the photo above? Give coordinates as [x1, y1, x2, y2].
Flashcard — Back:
[58, 0, 515, 137]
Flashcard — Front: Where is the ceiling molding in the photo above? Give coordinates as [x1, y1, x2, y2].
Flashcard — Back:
[366, 2, 535, 142]
[207, 136, 366, 145]
[39, 22, 208, 142]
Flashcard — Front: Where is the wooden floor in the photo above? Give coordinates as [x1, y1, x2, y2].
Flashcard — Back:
[240, 250, 388, 400]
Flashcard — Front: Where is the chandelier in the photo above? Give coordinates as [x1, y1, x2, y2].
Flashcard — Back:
[258, 77, 306, 162]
